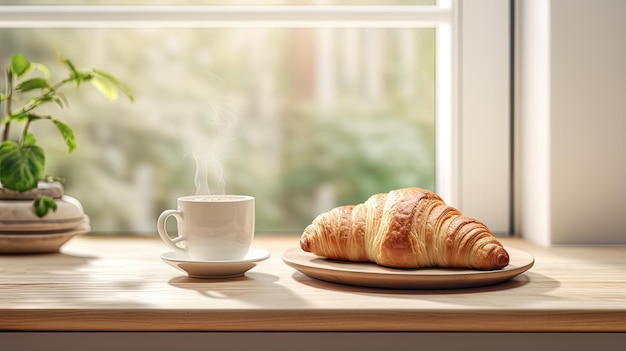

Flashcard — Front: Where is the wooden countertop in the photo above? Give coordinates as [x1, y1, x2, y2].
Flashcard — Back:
[1, 234, 625, 332]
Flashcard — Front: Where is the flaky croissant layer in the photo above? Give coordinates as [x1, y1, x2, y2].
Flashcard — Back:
[300, 187, 509, 270]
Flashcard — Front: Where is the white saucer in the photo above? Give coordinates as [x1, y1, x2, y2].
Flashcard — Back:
[160, 248, 271, 279]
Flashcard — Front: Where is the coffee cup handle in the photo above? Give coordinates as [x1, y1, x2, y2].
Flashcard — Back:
[157, 209, 187, 252]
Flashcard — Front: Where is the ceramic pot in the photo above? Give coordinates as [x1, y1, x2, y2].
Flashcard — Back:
[0, 182, 90, 254]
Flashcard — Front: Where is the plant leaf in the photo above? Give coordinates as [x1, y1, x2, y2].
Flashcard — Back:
[10, 54, 31, 77]
[58, 54, 79, 77]
[23, 133, 37, 146]
[90, 75, 118, 101]
[93, 69, 134, 102]
[33, 196, 58, 217]
[57, 55, 90, 85]
[51, 92, 70, 109]
[31, 62, 51, 79]
[16, 77, 50, 92]
[52, 96, 67, 109]
[0, 141, 45, 192]
[52, 119, 76, 153]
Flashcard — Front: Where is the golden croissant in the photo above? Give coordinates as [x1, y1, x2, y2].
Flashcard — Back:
[300, 187, 509, 270]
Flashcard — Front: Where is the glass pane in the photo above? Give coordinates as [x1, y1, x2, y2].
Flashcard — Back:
[2, 1, 435, 5]
[0, 27, 435, 233]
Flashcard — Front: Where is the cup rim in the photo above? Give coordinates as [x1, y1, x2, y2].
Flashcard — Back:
[178, 194, 254, 202]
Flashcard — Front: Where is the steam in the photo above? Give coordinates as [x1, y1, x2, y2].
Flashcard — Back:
[185, 74, 237, 196]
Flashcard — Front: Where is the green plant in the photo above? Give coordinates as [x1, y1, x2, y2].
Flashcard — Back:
[0, 53, 133, 217]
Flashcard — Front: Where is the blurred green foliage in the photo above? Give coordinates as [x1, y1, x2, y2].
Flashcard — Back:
[0, 26, 435, 233]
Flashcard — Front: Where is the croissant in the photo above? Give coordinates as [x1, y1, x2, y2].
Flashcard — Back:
[300, 187, 509, 270]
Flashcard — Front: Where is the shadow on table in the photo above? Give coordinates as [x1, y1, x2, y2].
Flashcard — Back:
[290, 270, 560, 304]
[168, 272, 311, 307]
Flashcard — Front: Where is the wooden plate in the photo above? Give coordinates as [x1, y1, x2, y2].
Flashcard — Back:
[282, 246, 534, 290]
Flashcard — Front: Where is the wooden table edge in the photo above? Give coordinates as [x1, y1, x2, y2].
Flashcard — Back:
[2, 309, 626, 332]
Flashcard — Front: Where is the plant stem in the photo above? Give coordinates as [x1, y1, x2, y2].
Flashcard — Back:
[19, 77, 72, 115]
[19, 120, 32, 147]
[13, 77, 75, 146]
[2, 67, 13, 142]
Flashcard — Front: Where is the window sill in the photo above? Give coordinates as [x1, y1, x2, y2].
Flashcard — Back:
[1, 234, 625, 332]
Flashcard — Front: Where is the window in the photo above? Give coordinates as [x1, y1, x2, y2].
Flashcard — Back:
[0, 1, 511, 234]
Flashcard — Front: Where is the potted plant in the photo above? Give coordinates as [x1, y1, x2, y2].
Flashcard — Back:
[0, 52, 133, 216]
[0, 52, 132, 232]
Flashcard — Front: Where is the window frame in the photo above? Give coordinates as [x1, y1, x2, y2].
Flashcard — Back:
[452, 0, 512, 234]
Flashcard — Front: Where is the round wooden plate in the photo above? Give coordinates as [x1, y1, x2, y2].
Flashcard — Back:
[282, 246, 534, 290]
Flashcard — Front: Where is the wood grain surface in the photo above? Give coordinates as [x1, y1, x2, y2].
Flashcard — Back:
[1, 235, 625, 332]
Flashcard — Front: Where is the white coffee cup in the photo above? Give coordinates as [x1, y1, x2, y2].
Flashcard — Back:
[157, 195, 255, 261]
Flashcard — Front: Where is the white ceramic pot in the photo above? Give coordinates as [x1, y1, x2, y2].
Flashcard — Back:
[0, 183, 90, 253]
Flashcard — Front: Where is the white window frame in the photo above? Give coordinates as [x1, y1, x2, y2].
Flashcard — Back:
[453, 0, 511, 234]
[0, 0, 511, 234]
